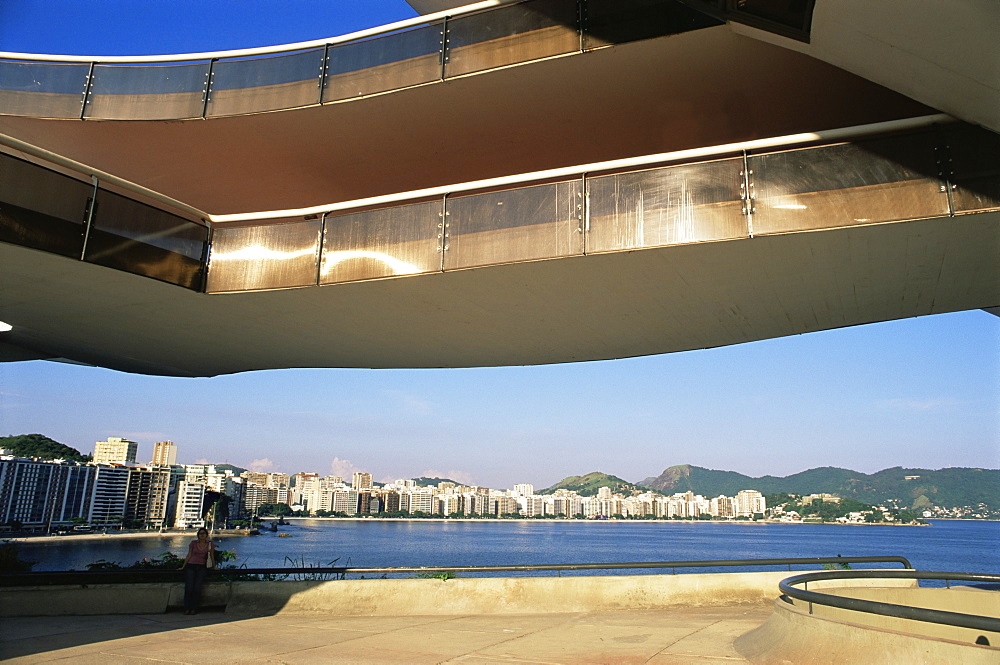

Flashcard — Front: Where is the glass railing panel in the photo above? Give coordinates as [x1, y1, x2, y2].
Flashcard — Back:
[583, 0, 724, 49]
[84, 190, 207, 289]
[0, 60, 89, 118]
[84, 63, 209, 120]
[945, 124, 1000, 214]
[207, 219, 321, 292]
[445, 0, 579, 78]
[324, 25, 443, 102]
[749, 133, 949, 235]
[444, 180, 583, 269]
[321, 201, 442, 284]
[586, 157, 746, 252]
[0, 153, 89, 257]
[207, 49, 325, 117]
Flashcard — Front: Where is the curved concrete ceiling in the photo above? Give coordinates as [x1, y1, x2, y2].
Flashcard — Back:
[2, 212, 997, 376]
[1, 5, 997, 376]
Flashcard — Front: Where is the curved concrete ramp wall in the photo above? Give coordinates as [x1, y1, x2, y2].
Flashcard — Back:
[736, 587, 1000, 665]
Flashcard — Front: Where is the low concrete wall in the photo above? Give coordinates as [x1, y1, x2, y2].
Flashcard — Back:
[736, 589, 1000, 665]
[0, 582, 233, 617]
[0, 570, 910, 617]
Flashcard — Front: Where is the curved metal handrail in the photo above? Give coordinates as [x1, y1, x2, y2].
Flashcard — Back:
[779, 570, 1000, 634]
[0, 555, 912, 586]
[0, 1, 511, 64]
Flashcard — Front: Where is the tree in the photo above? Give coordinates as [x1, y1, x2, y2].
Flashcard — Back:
[258, 502, 293, 517]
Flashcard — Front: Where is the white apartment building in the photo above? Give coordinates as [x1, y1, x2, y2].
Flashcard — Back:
[92, 437, 138, 465]
[88, 465, 130, 525]
[735, 490, 767, 517]
[175, 480, 206, 528]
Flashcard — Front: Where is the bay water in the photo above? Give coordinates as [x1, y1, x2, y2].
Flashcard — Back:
[15, 519, 998, 577]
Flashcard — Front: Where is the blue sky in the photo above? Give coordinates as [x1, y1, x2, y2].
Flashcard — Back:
[0, 1, 998, 489]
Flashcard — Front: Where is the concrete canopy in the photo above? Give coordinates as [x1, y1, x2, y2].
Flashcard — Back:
[0, 3, 998, 376]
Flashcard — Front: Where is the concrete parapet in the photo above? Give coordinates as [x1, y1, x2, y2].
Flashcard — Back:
[0, 570, 911, 617]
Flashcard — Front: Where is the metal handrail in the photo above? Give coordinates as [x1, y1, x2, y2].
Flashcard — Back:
[0, 1, 514, 64]
[779, 570, 1000, 634]
[0, 555, 911, 586]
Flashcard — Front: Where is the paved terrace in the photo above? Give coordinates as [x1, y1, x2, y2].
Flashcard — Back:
[2, 605, 769, 664]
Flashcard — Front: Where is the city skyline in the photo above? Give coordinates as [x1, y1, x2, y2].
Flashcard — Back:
[0, 1, 997, 490]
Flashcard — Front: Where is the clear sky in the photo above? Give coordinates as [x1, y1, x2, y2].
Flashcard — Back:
[1, 1, 998, 489]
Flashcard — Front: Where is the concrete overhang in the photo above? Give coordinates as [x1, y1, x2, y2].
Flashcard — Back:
[2, 211, 997, 376]
[0, 4, 997, 377]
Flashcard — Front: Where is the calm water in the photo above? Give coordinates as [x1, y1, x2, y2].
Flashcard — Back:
[14, 519, 998, 577]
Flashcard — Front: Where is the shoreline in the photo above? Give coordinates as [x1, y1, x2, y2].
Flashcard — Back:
[8, 517, 985, 543]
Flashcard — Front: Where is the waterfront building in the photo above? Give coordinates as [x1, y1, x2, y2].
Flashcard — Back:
[352, 472, 373, 491]
[0, 457, 94, 529]
[735, 490, 767, 517]
[150, 441, 177, 466]
[330, 488, 360, 515]
[87, 465, 131, 526]
[92, 437, 138, 465]
[175, 481, 207, 528]
[123, 465, 172, 527]
[512, 483, 534, 497]
[436, 493, 460, 516]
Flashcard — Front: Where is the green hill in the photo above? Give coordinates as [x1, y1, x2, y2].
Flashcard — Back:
[540, 471, 642, 497]
[0, 433, 89, 462]
[640, 464, 1000, 510]
[412, 476, 462, 487]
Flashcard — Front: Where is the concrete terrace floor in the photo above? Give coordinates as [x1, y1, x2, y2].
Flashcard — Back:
[0, 605, 771, 664]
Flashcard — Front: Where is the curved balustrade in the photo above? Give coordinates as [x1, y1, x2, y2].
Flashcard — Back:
[1, 121, 997, 293]
[0, 0, 732, 120]
[779, 569, 1000, 635]
[205, 123, 999, 293]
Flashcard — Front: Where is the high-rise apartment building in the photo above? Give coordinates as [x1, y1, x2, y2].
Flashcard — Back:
[175, 481, 206, 528]
[150, 440, 177, 466]
[352, 472, 372, 491]
[92, 437, 138, 465]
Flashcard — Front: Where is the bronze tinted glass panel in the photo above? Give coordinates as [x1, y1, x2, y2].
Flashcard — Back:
[86, 190, 207, 289]
[584, 0, 723, 49]
[0, 153, 89, 257]
[945, 124, 1000, 213]
[0, 60, 88, 118]
[85, 63, 209, 120]
[324, 25, 442, 101]
[750, 133, 948, 235]
[207, 219, 321, 292]
[445, 180, 583, 269]
[587, 158, 746, 253]
[207, 49, 324, 116]
[446, 0, 579, 77]
[321, 201, 442, 284]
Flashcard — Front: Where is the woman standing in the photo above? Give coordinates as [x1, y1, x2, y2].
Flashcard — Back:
[179, 528, 215, 615]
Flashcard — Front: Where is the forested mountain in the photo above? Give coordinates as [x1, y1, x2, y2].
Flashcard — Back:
[0, 433, 89, 462]
[640, 464, 1000, 510]
[540, 471, 640, 496]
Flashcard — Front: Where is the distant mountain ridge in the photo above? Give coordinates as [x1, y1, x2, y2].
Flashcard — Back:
[640, 464, 1000, 510]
